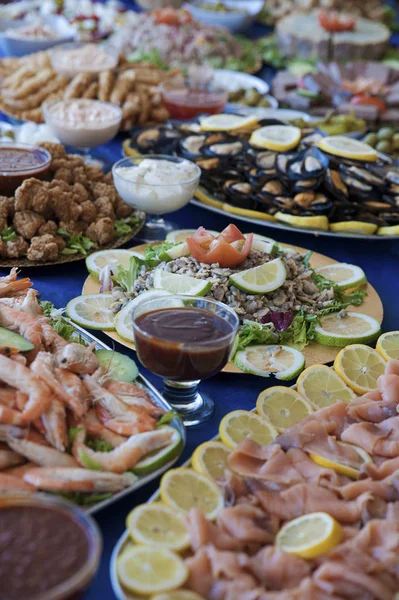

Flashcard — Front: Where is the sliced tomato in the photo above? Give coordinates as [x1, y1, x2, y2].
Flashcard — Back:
[152, 8, 192, 26]
[318, 9, 356, 32]
[350, 95, 387, 113]
[186, 226, 253, 268]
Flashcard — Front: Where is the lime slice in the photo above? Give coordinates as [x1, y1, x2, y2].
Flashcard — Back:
[66, 293, 115, 330]
[330, 221, 378, 235]
[164, 242, 190, 260]
[200, 114, 258, 132]
[126, 502, 190, 551]
[85, 249, 143, 278]
[131, 426, 183, 476]
[276, 512, 343, 559]
[315, 263, 367, 290]
[114, 290, 173, 342]
[376, 331, 399, 361]
[275, 212, 329, 231]
[153, 269, 212, 296]
[249, 125, 301, 151]
[166, 229, 219, 243]
[229, 257, 286, 294]
[319, 136, 378, 162]
[235, 345, 305, 380]
[251, 238, 277, 254]
[314, 312, 381, 347]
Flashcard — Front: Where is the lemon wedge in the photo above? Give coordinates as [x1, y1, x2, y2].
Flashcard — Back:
[318, 136, 378, 162]
[229, 257, 286, 294]
[249, 125, 301, 151]
[329, 221, 378, 235]
[309, 442, 372, 479]
[334, 344, 386, 394]
[219, 409, 278, 449]
[153, 269, 212, 296]
[85, 249, 144, 278]
[126, 503, 190, 551]
[377, 224, 399, 236]
[276, 512, 343, 559]
[376, 331, 399, 361]
[314, 312, 381, 347]
[191, 441, 231, 480]
[200, 114, 258, 132]
[160, 468, 224, 520]
[117, 546, 188, 596]
[275, 212, 329, 231]
[256, 386, 313, 432]
[296, 364, 356, 409]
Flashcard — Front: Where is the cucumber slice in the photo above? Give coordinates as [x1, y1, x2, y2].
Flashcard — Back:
[95, 349, 139, 382]
[131, 426, 183, 476]
[0, 327, 35, 352]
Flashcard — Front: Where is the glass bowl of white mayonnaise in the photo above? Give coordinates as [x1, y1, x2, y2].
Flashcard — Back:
[112, 155, 201, 241]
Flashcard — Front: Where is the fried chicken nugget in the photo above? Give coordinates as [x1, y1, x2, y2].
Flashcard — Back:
[39, 143, 67, 161]
[13, 210, 45, 240]
[5, 236, 29, 259]
[64, 73, 94, 100]
[27, 234, 59, 262]
[110, 70, 136, 106]
[98, 70, 115, 102]
[15, 179, 51, 216]
[82, 81, 99, 99]
[86, 217, 114, 245]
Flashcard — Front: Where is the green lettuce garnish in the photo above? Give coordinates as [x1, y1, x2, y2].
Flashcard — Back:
[279, 312, 318, 349]
[58, 229, 95, 255]
[113, 256, 144, 292]
[143, 242, 176, 268]
[232, 321, 278, 357]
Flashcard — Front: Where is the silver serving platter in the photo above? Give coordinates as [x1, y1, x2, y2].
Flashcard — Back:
[190, 198, 399, 241]
[63, 318, 186, 516]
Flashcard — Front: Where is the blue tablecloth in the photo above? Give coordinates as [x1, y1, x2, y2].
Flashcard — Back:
[1, 3, 399, 597]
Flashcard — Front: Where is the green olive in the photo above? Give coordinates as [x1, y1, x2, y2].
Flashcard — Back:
[376, 140, 392, 154]
[363, 133, 378, 147]
[377, 127, 394, 141]
[392, 133, 399, 151]
[244, 88, 261, 106]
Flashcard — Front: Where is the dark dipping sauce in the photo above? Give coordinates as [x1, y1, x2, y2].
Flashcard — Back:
[0, 505, 89, 599]
[0, 146, 51, 195]
[134, 307, 234, 380]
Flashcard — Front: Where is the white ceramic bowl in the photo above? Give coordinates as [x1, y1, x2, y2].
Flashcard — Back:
[0, 15, 76, 57]
[185, 0, 263, 32]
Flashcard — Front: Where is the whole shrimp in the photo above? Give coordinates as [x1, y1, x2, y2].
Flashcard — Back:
[0, 268, 32, 298]
[0, 303, 48, 356]
[6, 430, 77, 467]
[0, 472, 34, 492]
[82, 409, 126, 448]
[23, 467, 137, 492]
[41, 398, 68, 452]
[105, 381, 165, 418]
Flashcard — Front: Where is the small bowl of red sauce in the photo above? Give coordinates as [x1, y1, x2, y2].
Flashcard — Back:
[0, 142, 52, 195]
[160, 84, 228, 120]
[0, 494, 102, 600]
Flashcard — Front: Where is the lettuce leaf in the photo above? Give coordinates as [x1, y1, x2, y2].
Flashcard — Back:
[279, 312, 318, 349]
[51, 491, 113, 506]
[113, 256, 144, 292]
[143, 242, 176, 268]
[233, 321, 278, 356]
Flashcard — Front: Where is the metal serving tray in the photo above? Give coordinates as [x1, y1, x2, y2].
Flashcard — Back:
[64, 318, 186, 516]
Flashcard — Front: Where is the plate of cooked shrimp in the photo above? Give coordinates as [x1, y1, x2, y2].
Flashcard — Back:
[0, 268, 185, 512]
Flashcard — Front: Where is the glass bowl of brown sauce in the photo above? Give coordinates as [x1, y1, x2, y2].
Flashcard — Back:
[132, 295, 239, 426]
[0, 493, 102, 600]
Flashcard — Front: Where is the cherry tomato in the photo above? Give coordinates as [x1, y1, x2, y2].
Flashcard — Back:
[318, 9, 356, 32]
[186, 226, 253, 268]
[350, 95, 387, 113]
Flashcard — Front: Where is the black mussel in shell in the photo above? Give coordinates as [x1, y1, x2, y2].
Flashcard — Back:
[324, 169, 348, 202]
[301, 148, 328, 178]
[276, 153, 294, 178]
[300, 132, 324, 147]
[260, 179, 287, 199]
[273, 196, 295, 210]
[344, 166, 385, 189]
[293, 192, 316, 209]
[223, 180, 254, 208]
[255, 151, 277, 173]
[331, 201, 358, 222]
[196, 157, 221, 173]
[179, 135, 206, 159]
[294, 192, 332, 214]
[132, 125, 180, 153]
[248, 168, 270, 187]
[382, 194, 399, 208]
[363, 200, 393, 213]
[340, 168, 372, 196]
[385, 170, 399, 187]
[294, 178, 320, 192]
[380, 212, 399, 225]
[204, 139, 244, 158]
[287, 158, 304, 180]
[355, 211, 382, 226]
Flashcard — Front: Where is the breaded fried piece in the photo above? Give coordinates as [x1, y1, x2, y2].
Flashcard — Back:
[121, 92, 140, 121]
[5, 68, 55, 100]
[5, 236, 29, 259]
[38, 221, 58, 236]
[72, 182, 90, 203]
[82, 82, 99, 99]
[80, 201, 97, 223]
[64, 73, 93, 100]
[15, 179, 51, 216]
[94, 197, 114, 219]
[137, 88, 151, 126]
[20, 107, 43, 124]
[134, 69, 161, 86]
[98, 70, 115, 102]
[39, 143, 67, 161]
[110, 70, 136, 106]
[2, 66, 37, 91]
[115, 197, 133, 218]
[13, 210, 45, 240]
[91, 182, 118, 205]
[27, 234, 59, 262]
[9, 75, 68, 110]
[86, 217, 114, 245]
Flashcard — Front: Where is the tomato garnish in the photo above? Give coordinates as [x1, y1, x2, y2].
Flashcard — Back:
[186, 226, 253, 268]
[152, 8, 192, 26]
[350, 95, 387, 113]
[318, 9, 356, 32]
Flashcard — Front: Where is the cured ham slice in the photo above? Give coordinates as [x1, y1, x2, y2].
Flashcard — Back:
[341, 416, 399, 457]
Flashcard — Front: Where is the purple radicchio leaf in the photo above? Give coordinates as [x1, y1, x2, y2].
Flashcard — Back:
[260, 311, 294, 331]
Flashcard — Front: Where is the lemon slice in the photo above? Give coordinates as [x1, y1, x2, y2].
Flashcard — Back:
[256, 386, 313, 432]
[66, 293, 115, 330]
[276, 512, 343, 559]
[251, 238, 277, 254]
[235, 345, 305, 380]
[191, 441, 231, 480]
[126, 503, 190, 551]
[200, 113, 258, 131]
[117, 546, 188, 595]
[376, 331, 399, 361]
[153, 592, 206, 600]
[114, 290, 175, 343]
[309, 442, 372, 480]
[164, 242, 190, 260]
[315, 263, 367, 290]
[297, 364, 356, 409]
[334, 344, 386, 394]
[249, 125, 300, 151]
[219, 409, 278, 449]
[329, 221, 378, 235]
[85, 249, 144, 278]
[319, 136, 378, 162]
[377, 224, 399, 236]
[131, 426, 183, 477]
[166, 229, 219, 243]
[275, 212, 329, 231]
[153, 269, 212, 296]
[160, 468, 224, 520]
[314, 312, 381, 347]
[229, 257, 286, 294]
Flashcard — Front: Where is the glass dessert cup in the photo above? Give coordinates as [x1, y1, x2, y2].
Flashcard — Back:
[160, 82, 228, 120]
[49, 41, 119, 79]
[43, 98, 122, 167]
[112, 155, 201, 242]
[132, 295, 239, 426]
